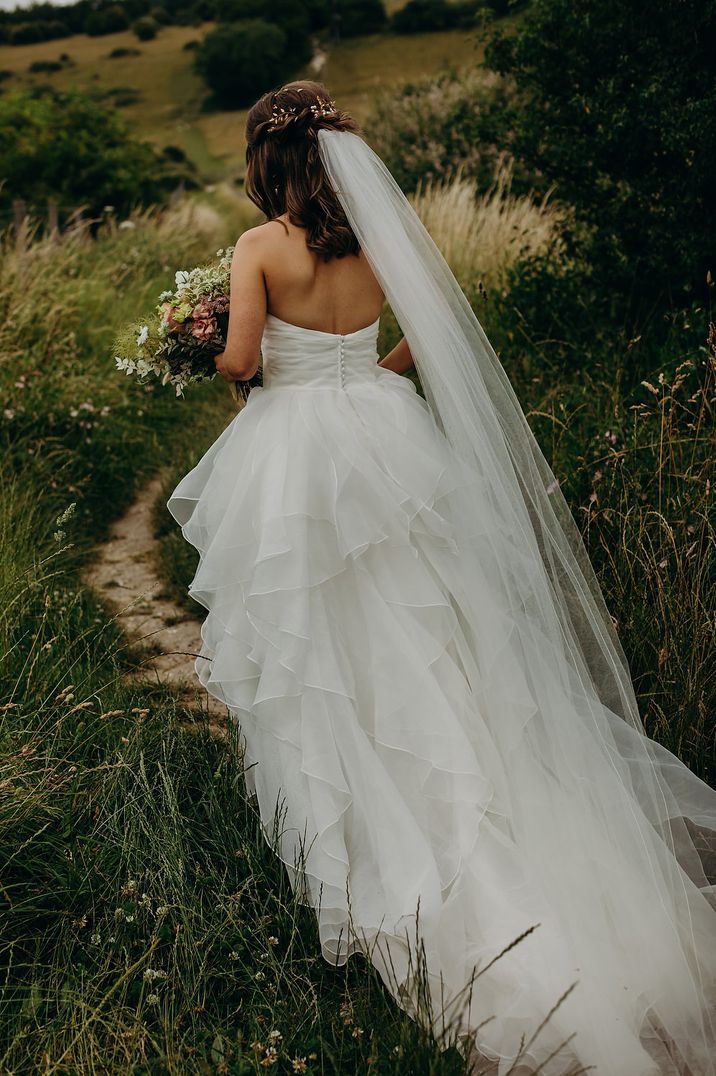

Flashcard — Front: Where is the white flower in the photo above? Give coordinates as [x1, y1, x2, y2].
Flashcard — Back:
[175, 270, 190, 292]
[146, 993, 160, 1006]
[118, 220, 136, 231]
[136, 325, 149, 347]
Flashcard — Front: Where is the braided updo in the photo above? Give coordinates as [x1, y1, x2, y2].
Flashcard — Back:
[245, 81, 361, 261]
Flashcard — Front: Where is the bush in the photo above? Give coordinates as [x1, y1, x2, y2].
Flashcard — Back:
[213, 0, 313, 62]
[132, 15, 160, 40]
[391, 0, 480, 34]
[85, 5, 130, 36]
[0, 89, 168, 221]
[485, 0, 716, 306]
[108, 46, 142, 58]
[334, 0, 387, 36]
[365, 70, 521, 193]
[28, 60, 63, 74]
[9, 19, 71, 45]
[194, 18, 290, 108]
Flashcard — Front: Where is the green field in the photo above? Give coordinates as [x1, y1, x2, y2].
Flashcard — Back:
[0, 18, 496, 183]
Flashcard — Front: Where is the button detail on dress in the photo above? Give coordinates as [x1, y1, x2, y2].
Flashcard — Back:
[338, 336, 346, 388]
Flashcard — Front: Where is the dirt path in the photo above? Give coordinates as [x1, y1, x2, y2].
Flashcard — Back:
[82, 473, 228, 725]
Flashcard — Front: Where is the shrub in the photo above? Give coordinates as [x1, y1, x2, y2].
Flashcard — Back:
[10, 19, 71, 45]
[391, 0, 480, 34]
[108, 46, 142, 58]
[213, 0, 313, 62]
[194, 18, 290, 108]
[334, 0, 387, 36]
[132, 15, 160, 40]
[0, 89, 168, 221]
[28, 60, 63, 74]
[485, 0, 716, 307]
[85, 5, 130, 36]
[365, 70, 520, 193]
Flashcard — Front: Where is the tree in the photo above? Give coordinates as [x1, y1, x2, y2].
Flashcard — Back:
[85, 5, 130, 35]
[194, 18, 290, 108]
[133, 15, 159, 39]
[0, 89, 168, 221]
[485, 0, 716, 302]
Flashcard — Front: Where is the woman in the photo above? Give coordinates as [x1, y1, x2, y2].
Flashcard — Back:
[167, 81, 716, 1075]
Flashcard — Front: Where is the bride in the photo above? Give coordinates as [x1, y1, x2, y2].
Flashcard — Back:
[167, 81, 716, 1075]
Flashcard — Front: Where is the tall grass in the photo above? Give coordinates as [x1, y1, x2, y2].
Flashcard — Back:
[411, 160, 566, 288]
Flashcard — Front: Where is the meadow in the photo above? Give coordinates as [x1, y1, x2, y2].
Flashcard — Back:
[1, 5, 714, 1072]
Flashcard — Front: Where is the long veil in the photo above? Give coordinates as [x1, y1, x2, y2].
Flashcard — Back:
[317, 129, 716, 1073]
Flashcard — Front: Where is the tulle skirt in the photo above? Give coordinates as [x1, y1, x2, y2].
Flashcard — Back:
[167, 372, 716, 1075]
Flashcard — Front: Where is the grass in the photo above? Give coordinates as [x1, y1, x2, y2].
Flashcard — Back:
[411, 159, 568, 288]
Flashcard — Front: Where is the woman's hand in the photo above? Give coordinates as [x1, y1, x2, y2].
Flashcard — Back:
[213, 350, 238, 383]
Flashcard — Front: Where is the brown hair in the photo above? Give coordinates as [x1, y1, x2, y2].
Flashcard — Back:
[245, 81, 361, 261]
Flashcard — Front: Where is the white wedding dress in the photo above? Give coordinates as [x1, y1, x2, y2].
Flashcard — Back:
[167, 312, 716, 1075]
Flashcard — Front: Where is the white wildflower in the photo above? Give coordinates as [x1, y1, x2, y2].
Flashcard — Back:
[136, 325, 149, 347]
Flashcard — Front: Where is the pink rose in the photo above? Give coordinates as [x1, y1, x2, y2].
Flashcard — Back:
[191, 314, 218, 341]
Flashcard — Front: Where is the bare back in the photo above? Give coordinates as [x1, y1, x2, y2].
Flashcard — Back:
[260, 216, 384, 335]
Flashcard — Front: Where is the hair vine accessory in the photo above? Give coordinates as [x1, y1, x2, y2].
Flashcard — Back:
[266, 96, 337, 133]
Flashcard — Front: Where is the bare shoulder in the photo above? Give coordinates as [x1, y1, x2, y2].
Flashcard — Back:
[233, 219, 291, 260]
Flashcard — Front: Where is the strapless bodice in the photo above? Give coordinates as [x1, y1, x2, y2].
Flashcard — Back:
[260, 313, 382, 389]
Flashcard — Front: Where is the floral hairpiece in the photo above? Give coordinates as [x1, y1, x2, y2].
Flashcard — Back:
[267, 96, 337, 133]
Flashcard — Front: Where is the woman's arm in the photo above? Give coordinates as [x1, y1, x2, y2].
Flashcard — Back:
[213, 229, 267, 383]
[378, 335, 414, 375]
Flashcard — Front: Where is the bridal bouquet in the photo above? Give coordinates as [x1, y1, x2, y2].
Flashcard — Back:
[113, 245, 261, 404]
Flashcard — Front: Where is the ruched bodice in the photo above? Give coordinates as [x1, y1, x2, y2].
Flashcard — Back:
[261, 313, 383, 389]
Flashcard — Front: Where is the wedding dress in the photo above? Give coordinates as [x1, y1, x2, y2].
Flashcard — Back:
[167, 131, 716, 1075]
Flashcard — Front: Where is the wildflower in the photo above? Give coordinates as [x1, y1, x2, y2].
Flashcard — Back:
[137, 325, 149, 347]
[292, 1059, 308, 1073]
[255, 970, 266, 981]
[175, 269, 190, 292]
[146, 993, 160, 1006]
[143, 968, 167, 982]
[90, 932, 101, 945]
[260, 1046, 278, 1067]
[228, 951, 239, 961]
[3, 409, 14, 420]
[267, 1029, 282, 1043]
[351, 1026, 364, 1038]
[604, 430, 618, 445]
[267, 935, 279, 946]
[118, 220, 136, 230]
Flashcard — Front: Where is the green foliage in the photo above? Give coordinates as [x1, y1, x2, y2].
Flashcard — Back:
[0, 89, 168, 221]
[335, 0, 388, 36]
[391, 0, 481, 34]
[85, 4, 131, 36]
[485, 0, 716, 306]
[8, 19, 72, 45]
[194, 18, 291, 108]
[28, 60, 63, 74]
[213, 0, 313, 63]
[132, 14, 160, 39]
[365, 70, 518, 193]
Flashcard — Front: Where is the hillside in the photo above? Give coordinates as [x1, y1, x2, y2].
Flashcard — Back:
[0, 18, 497, 183]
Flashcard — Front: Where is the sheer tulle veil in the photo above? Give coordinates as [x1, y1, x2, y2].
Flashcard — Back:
[317, 129, 716, 1068]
